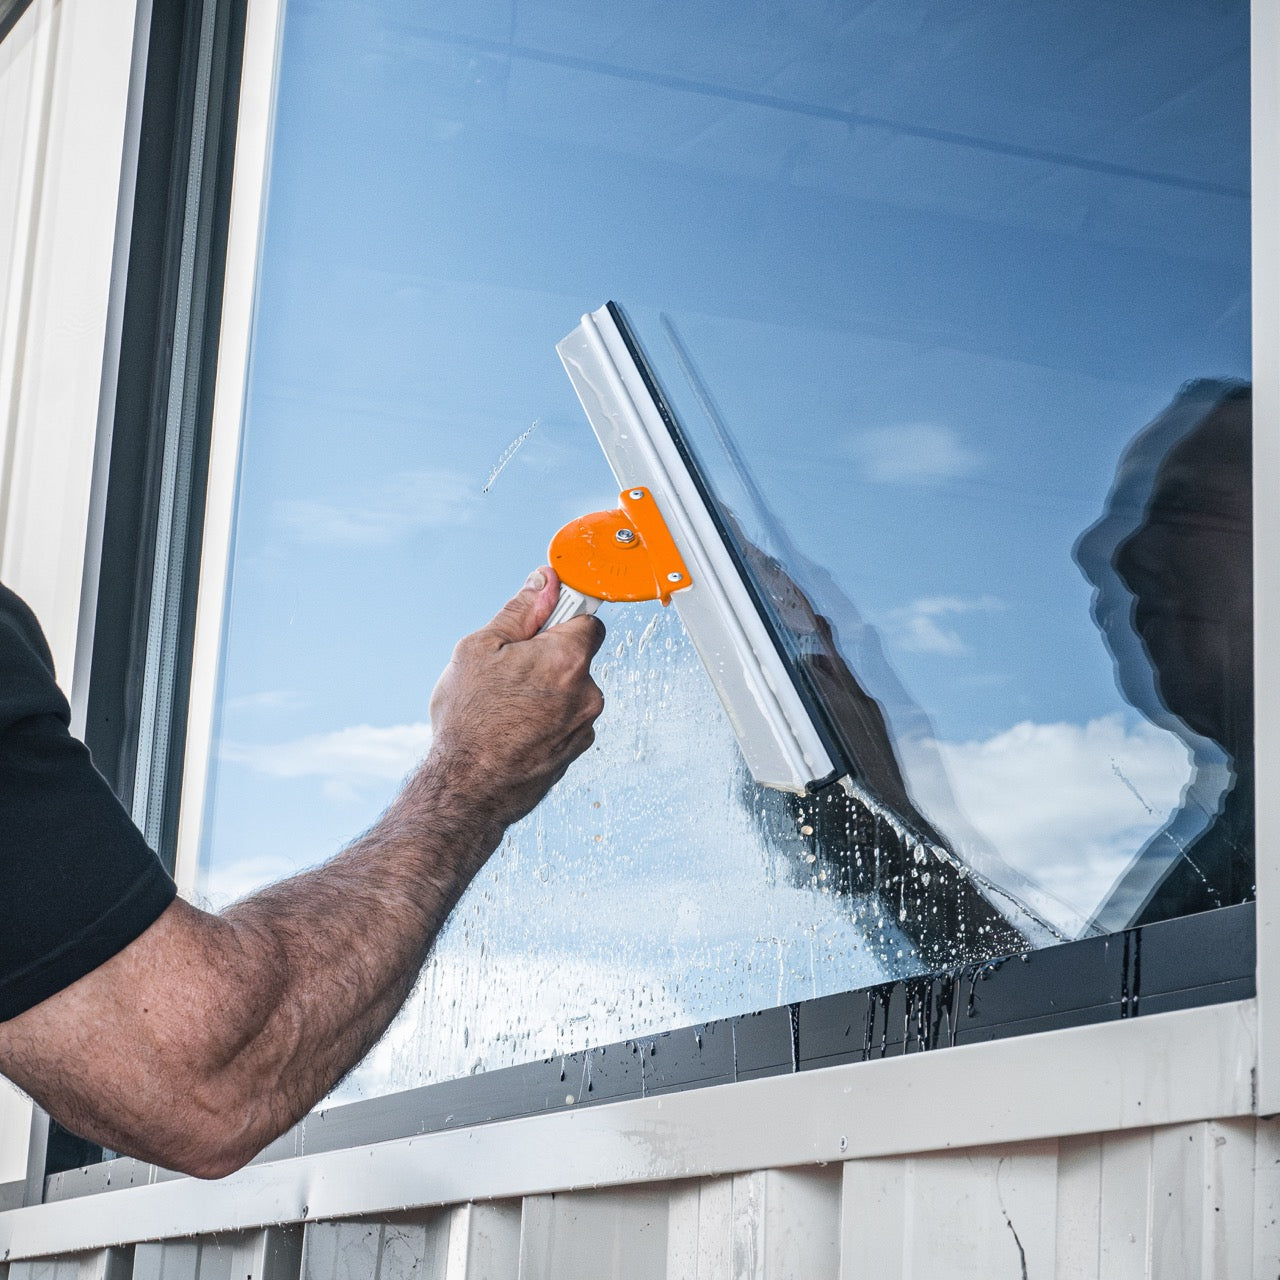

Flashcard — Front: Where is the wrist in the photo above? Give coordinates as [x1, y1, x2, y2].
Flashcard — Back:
[386, 746, 509, 871]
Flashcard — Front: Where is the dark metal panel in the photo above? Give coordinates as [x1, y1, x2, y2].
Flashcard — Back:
[83, 0, 247, 867]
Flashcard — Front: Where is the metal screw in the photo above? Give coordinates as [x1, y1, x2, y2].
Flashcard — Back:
[628, 488, 645, 500]
[667, 571, 683, 582]
[839, 1136, 847, 1152]
[615, 528, 637, 544]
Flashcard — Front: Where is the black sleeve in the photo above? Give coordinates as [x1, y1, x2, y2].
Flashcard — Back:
[0, 584, 176, 1022]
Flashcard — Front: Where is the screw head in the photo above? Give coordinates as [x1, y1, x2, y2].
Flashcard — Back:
[615, 528, 637, 544]
[667, 571, 683, 582]
[628, 488, 645, 500]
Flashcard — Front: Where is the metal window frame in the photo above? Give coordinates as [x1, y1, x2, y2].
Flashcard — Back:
[7, 0, 251, 1194]
[0, 999, 1257, 1257]
[83, 0, 248, 871]
[173, 0, 1277, 1146]
[1250, 0, 1280, 1117]
[6, 0, 1270, 1237]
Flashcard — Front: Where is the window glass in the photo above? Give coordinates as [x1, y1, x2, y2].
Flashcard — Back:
[198, 0, 1251, 1098]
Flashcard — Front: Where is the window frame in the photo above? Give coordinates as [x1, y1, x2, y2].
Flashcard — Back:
[170, 0, 1279, 1142]
[0, 0, 1268, 1226]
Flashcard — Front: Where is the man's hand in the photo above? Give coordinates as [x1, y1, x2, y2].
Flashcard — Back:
[0, 569, 606, 1178]
[427, 567, 605, 837]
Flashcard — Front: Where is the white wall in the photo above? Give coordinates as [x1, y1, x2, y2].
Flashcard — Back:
[0, 0, 140, 686]
[0, 0, 145, 1189]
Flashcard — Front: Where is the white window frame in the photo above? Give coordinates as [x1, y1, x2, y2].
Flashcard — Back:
[168, 0, 1280, 1165]
[0, 0, 1272, 1249]
[0, 0, 163, 1196]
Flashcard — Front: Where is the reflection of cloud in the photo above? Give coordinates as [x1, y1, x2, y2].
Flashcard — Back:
[931, 715, 1189, 916]
[197, 852, 309, 912]
[846, 423, 980, 485]
[277, 469, 474, 545]
[225, 689, 308, 713]
[886, 594, 1005, 654]
[220, 722, 433, 801]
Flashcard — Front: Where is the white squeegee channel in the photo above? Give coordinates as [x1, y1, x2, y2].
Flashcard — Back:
[557, 304, 837, 795]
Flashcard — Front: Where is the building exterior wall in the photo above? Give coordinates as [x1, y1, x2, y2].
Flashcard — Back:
[3, 1117, 1280, 1277]
[0, 0, 1274, 1273]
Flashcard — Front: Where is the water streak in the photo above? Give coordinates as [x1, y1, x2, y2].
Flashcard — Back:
[481, 420, 539, 493]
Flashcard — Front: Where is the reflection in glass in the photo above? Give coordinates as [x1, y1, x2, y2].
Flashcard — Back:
[196, 0, 1251, 1097]
[634, 301, 1254, 945]
[1076, 381, 1253, 928]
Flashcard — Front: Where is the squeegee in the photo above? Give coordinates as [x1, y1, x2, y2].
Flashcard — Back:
[544, 303, 1074, 954]
[546, 302, 841, 796]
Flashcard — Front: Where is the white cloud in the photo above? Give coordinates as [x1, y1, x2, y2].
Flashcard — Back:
[277, 469, 474, 545]
[225, 689, 308, 713]
[196, 852, 308, 912]
[928, 715, 1191, 918]
[845, 423, 980, 485]
[220, 722, 433, 798]
[886, 594, 1005, 655]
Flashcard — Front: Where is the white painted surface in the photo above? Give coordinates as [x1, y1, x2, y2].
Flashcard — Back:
[173, 0, 285, 897]
[3, 1121, 1276, 1277]
[0, 1001, 1256, 1259]
[1253, 0, 1280, 1118]
[9, 1247, 130, 1280]
[446, 1204, 521, 1280]
[840, 1120, 1267, 1279]
[0, 0, 140, 679]
[0, 0, 55, 1195]
[0, 0, 151, 1191]
[134, 1228, 299, 1280]
[0, 0, 57, 666]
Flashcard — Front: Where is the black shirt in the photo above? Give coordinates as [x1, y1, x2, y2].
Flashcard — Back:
[0, 584, 176, 1021]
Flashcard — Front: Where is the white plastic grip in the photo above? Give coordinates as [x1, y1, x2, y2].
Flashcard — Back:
[540, 585, 602, 631]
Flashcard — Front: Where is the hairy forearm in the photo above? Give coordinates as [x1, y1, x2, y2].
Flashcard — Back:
[0, 570, 604, 1179]
[199, 753, 508, 1164]
[0, 754, 507, 1180]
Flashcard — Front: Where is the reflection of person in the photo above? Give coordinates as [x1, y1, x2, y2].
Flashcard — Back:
[1074, 380, 1252, 928]
[738, 378, 1253, 950]
[0, 568, 603, 1177]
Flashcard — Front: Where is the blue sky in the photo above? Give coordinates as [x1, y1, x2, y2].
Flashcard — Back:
[197, 0, 1251, 1092]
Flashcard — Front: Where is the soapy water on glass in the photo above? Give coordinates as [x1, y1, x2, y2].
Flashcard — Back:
[318, 605, 1052, 1101]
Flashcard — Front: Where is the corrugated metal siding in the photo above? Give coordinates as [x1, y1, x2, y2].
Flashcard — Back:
[0, 0, 138, 677]
[10, 1118, 1278, 1279]
[0, 0, 56, 561]
[0, 0, 49, 334]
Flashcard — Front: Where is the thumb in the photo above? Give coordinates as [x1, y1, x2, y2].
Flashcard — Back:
[483, 567, 561, 644]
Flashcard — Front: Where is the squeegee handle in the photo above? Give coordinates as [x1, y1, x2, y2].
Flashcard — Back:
[540, 584, 602, 632]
